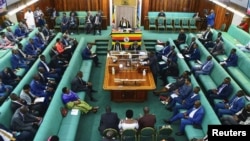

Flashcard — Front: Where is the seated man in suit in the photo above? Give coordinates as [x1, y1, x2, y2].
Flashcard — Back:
[11, 105, 42, 135]
[191, 55, 214, 78]
[158, 10, 166, 18]
[24, 38, 41, 56]
[14, 23, 28, 39]
[198, 26, 213, 45]
[119, 17, 130, 29]
[98, 106, 120, 135]
[181, 37, 196, 55]
[156, 41, 171, 61]
[128, 41, 141, 51]
[209, 38, 224, 55]
[220, 103, 250, 125]
[206, 77, 233, 106]
[82, 43, 100, 67]
[170, 86, 201, 117]
[220, 48, 238, 67]
[214, 90, 245, 118]
[111, 41, 125, 51]
[184, 43, 200, 61]
[164, 100, 205, 136]
[38, 55, 61, 81]
[0, 77, 13, 99]
[10, 49, 29, 71]
[173, 29, 187, 48]
[138, 106, 156, 131]
[71, 71, 97, 102]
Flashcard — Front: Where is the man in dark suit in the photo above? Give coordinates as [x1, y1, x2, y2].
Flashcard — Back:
[85, 11, 93, 34]
[61, 12, 69, 33]
[214, 90, 245, 118]
[156, 41, 171, 61]
[198, 26, 213, 45]
[220, 48, 238, 67]
[164, 100, 205, 136]
[173, 29, 186, 48]
[119, 17, 130, 29]
[185, 43, 200, 61]
[82, 43, 100, 67]
[138, 107, 156, 130]
[98, 106, 120, 135]
[111, 41, 125, 51]
[128, 41, 141, 51]
[92, 13, 102, 35]
[206, 77, 233, 106]
[11, 105, 42, 135]
[71, 71, 97, 102]
[181, 37, 196, 55]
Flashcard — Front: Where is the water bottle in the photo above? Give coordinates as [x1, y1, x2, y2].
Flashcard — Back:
[143, 69, 146, 76]
[112, 67, 115, 75]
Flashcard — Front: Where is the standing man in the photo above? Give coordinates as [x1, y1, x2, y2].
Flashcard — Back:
[82, 43, 100, 67]
[85, 11, 93, 34]
[92, 13, 102, 35]
[98, 106, 120, 135]
[71, 71, 97, 102]
[138, 106, 156, 130]
[24, 8, 36, 30]
[206, 9, 215, 28]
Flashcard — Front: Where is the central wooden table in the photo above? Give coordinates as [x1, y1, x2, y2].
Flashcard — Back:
[103, 53, 156, 102]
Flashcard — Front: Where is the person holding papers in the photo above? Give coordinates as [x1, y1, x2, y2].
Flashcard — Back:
[156, 41, 171, 61]
[198, 26, 213, 45]
[191, 55, 214, 78]
[184, 43, 200, 61]
[55, 38, 72, 61]
[82, 43, 101, 67]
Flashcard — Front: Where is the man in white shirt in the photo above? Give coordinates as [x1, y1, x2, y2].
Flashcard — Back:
[24, 8, 36, 30]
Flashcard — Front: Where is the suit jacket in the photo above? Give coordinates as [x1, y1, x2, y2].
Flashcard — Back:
[128, 44, 141, 51]
[10, 108, 37, 133]
[61, 38, 70, 47]
[119, 20, 130, 28]
[177, 33, 187, 43]
[176, 84, 193, 100]
[38, 61, 51, 73]
[186, 106, 205, 125]
[85, 15, 93, 24]
[200, 60, 214, 74]
[158, 45, 170, 56]
[10, 54, 25, 69]
[226, 53, 238, 66]
[24, 42, 38, 56]
[71, 76, 88, 92]
[211, 41, 224, 54]
[202, 31, 213, 42]
[217, 83, 233, 99]
[81, 47, 92, 59]
[111, 43, 125, 51]
[207, 13, 215, 27]
[29, 80, 47, 97]
[92, 15, 102, 25]
[190, 48, 200, 60]
[14, 27, 26, 37]
[5, 31, 17, 42]
[228, 96, 245, 113]
[99, 112, 120, 133]
[182, 93, 200, 109]
[138, 114, 156, 130]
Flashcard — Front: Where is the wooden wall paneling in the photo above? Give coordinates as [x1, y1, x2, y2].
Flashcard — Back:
[142, 0, 149, 27]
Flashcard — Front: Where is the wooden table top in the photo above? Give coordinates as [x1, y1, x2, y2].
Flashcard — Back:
[103, 55, 156, 91]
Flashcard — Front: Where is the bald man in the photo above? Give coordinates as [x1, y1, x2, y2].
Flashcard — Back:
[138, 107, 156, 130]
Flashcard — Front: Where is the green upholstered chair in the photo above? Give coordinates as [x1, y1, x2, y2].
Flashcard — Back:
[189, 19, 197, 32]
[78, 17, 86, 33]
[173, 18, 182, 32]
[149, 18, 157, 30]
[156, 126, 173, 141]
[121, 129, 138, 141]
[181, 18, 190, 31]
[157, 17, 166, 32]
[166, 18, 174, 32]
[138, 127, 156, 141]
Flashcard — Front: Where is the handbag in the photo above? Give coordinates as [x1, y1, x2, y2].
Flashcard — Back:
[60, 107, 68, 117]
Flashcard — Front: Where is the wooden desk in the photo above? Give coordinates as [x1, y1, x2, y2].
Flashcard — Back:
[103, 55, 156, 102]
[111, 29, 142, 48]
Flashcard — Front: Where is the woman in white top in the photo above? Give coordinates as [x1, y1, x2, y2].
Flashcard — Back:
[118, 109, 139, 132]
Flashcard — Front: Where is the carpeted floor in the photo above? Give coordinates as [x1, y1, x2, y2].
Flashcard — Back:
[70, 27, 189, 141]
